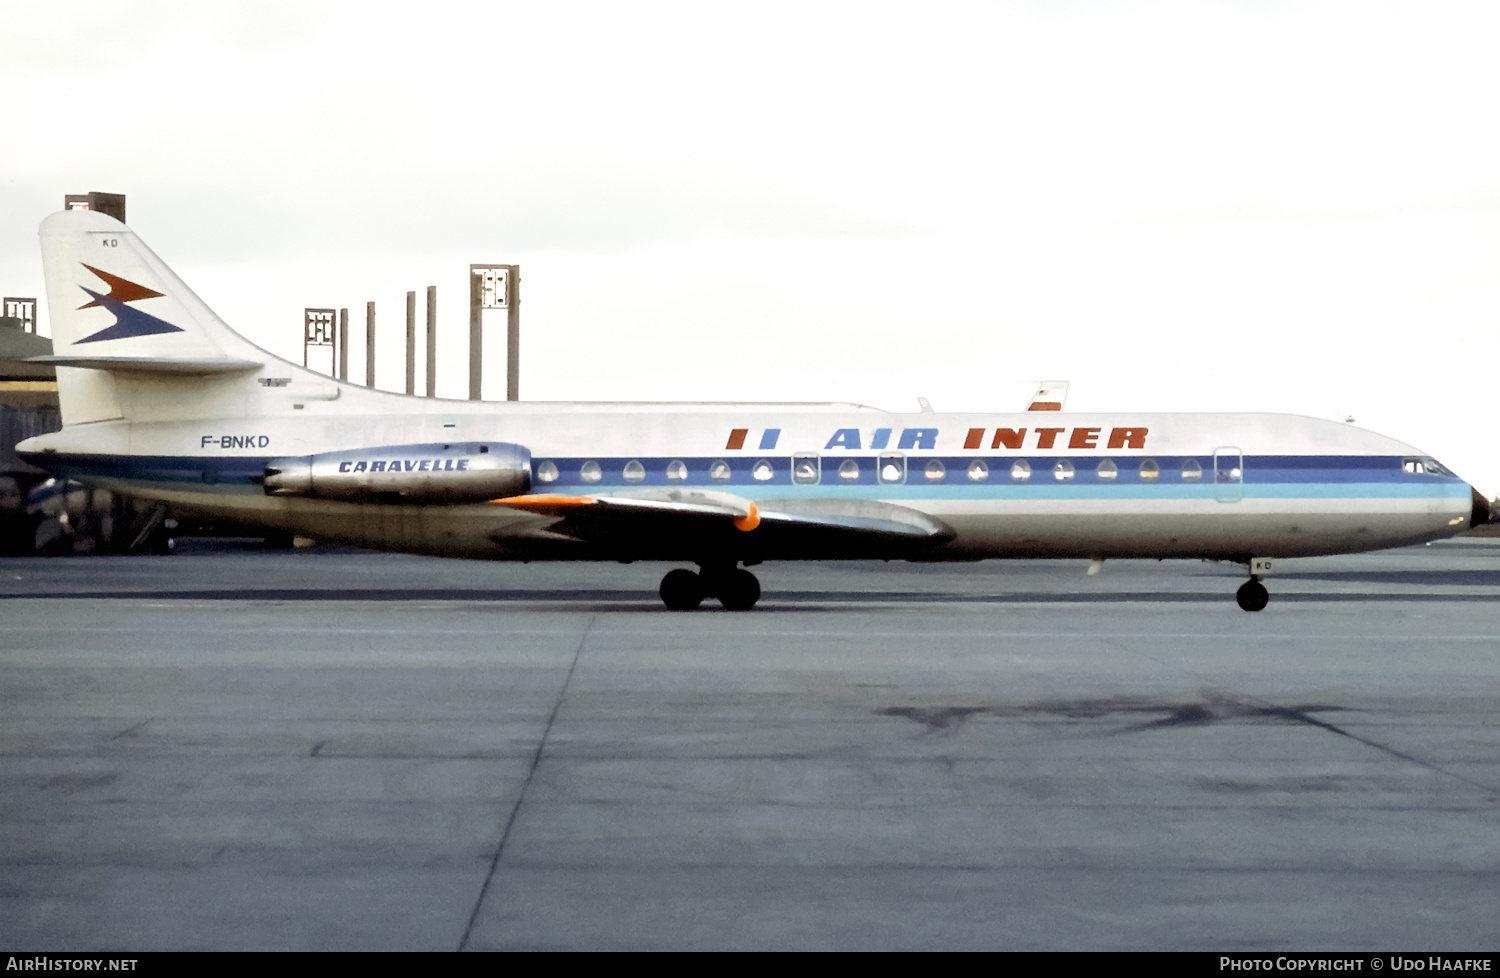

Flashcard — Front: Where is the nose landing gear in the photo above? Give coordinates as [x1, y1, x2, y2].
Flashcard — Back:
[659, 564, 761, 611]
[1236, 577, 1269, 612]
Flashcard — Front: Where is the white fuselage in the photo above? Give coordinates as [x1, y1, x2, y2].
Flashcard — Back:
[21, 384, 1474, 563]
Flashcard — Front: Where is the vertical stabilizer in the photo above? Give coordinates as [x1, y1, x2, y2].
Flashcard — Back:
[39, 209, 258, 360]
[37, 210, 269, 424]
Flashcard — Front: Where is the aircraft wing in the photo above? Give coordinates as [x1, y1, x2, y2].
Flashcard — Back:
[491, 488, 954, 559]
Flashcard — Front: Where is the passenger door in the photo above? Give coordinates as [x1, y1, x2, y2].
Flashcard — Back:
[1213, 447, 1243, 503]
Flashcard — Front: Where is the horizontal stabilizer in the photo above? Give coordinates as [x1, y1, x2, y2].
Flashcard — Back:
[29, 355, 263, 375]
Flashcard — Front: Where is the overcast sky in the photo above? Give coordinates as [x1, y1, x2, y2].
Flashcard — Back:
[4, 1, 1499, 491]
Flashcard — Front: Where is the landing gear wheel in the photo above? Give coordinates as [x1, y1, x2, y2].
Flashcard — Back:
[716, 568, 761, 611]
[1236, 578, 1269, 612]
[659, 569, 704, 610]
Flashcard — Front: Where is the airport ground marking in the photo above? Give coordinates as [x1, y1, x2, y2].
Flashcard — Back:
[458, 613, 596, 952]
[1230, 692, 1500, 799]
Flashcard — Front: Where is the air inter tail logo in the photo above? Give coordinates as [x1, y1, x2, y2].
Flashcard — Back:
[73, 263, 183, 345]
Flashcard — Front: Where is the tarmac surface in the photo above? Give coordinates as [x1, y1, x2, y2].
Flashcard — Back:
[2, 540, 1498, 951]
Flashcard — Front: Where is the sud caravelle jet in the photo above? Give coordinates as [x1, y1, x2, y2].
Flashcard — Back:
[17, 209, 1492, 611]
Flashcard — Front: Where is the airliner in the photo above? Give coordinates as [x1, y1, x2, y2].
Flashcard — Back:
[17, 209, 1490, 611]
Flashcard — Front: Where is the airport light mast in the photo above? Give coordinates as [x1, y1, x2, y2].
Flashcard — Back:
[469, 264, 519, 401]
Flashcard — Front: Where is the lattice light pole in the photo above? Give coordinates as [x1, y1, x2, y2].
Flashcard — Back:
[63, 192, 126, 223]
[303, 308, 336, 372]
[469, 264, 519, 401]
[2, 297, 37, 334]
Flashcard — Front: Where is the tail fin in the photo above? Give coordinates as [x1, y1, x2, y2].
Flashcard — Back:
[37, 210, 266, 424]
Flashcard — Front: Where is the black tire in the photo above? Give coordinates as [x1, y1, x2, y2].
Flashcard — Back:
[717, 569, 761, 611]
[660, 568, 705, 610]
[1236, 579, 1269, 612]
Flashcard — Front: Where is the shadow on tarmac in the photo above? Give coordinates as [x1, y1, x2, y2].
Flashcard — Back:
[4, 587, 1500, 605]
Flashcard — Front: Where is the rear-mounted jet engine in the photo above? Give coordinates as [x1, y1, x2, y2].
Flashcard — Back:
[263, 442, 531, 503]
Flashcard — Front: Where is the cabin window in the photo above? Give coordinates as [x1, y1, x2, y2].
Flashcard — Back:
[967, 459, 989, 481]
[1010, 459, 1031, 481]
[752, 459, 775, 481]
[1182, 459, 1202, 481]
[580, 460, 602, 483]
[878, 453, 906, 484]
[1053, 459, 1074, 481]
[536, 460, 559, 483]
[1139, 459, 1160, 481]
[623, 460, 646, 483]
[793, 453, 819, 485]
[665, 460, 688, 481]
[1096, 459, 1117, 480]
[838, 459, 861, 481]
[924, 459, 946, 481]
[709, 460, 732, 482]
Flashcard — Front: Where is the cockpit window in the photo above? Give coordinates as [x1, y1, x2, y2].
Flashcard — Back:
[1405, 457, 1454, 476]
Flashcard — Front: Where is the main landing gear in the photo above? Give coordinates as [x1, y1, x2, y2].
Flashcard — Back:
[1236, 576, 1269, 612]
[659, 564, 761, 611]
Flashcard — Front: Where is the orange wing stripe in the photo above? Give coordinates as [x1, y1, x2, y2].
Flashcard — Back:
[493, 494, 760, 531]
[489, 493, 598, 508]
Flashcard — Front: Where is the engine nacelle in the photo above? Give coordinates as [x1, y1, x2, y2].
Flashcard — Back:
[263, 442, 531, 503]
